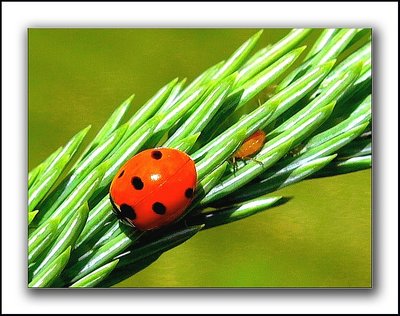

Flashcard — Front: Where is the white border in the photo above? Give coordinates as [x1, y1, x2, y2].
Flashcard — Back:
[2, 1, 398, 314]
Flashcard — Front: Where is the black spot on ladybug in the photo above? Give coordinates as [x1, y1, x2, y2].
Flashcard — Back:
[118, 170, 125, 178]
[131, 176, 144, 190]
[152, 202, 166, 215]
[151, 150, 162, 160]
[185, 188, 194, 199]
[120, 204, 136, 220]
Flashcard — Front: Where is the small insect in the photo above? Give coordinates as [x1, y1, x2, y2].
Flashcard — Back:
[231, 130, 266, 168]
[263, 84, 278, 100]
[255, 85, 278, 107]
[109, 148, 197, 231]
[287, 144, 305, 158]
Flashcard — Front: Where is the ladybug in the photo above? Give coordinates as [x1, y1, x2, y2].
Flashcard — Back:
[109, 148, 197, 231]
[233, 129, 266, 163]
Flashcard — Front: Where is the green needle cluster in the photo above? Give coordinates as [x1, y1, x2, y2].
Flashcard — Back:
[28, 28, 372, 288]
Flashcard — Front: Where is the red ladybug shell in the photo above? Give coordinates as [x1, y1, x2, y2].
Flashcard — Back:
[234, 130, 266, 159]
[109, 148, 197, 231]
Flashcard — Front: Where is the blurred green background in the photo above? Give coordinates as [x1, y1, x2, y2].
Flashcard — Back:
[28, 28, 371, 287]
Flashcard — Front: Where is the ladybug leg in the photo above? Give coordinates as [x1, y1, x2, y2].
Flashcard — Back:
[109, 196, 121, 217]
[182, 218, 190, 229]
[121, 218, 135, 228]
